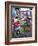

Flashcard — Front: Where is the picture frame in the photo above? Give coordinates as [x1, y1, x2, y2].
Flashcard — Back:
[5, 1, 37, 45]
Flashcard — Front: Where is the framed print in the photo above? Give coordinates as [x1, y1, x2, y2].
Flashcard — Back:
[5, 1, 37, 45]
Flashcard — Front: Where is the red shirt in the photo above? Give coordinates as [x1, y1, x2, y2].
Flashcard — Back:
[14, 21, 20, 27]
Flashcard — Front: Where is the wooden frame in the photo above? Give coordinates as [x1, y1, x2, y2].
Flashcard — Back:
[5, 1, 37, 45]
